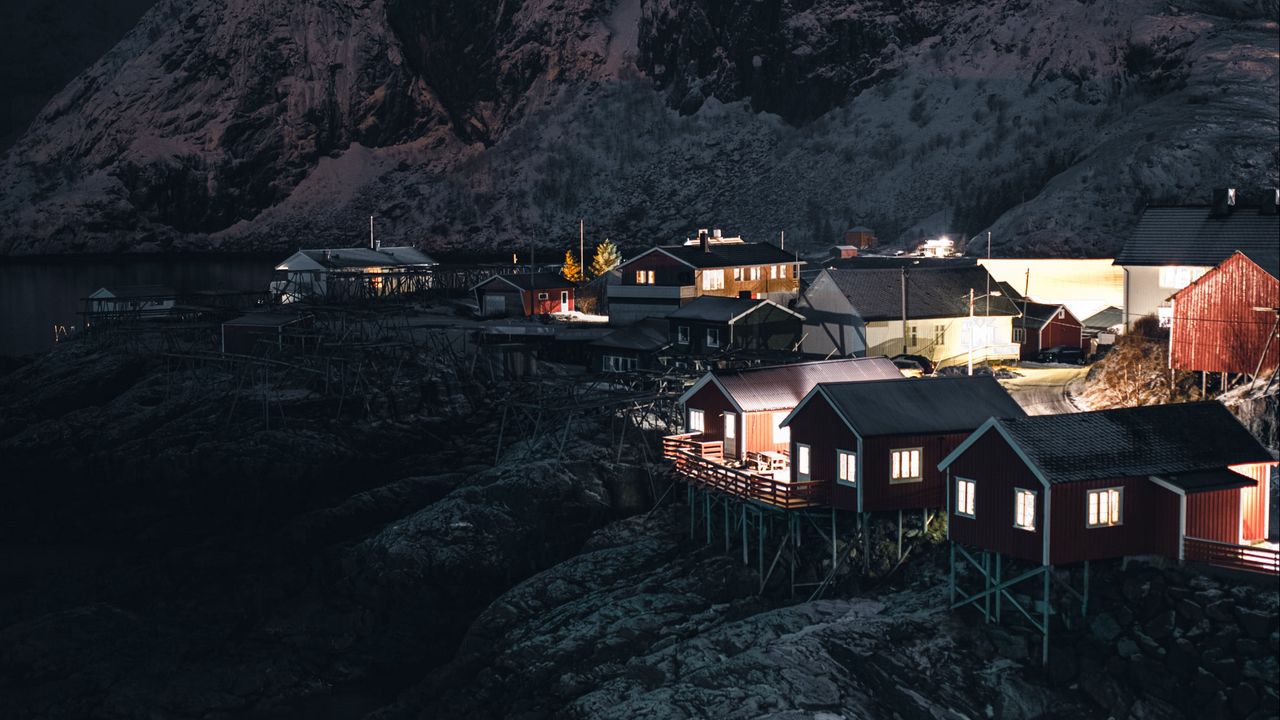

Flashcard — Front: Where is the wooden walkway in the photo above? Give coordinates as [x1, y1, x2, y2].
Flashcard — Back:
[662, 433, 827, 509]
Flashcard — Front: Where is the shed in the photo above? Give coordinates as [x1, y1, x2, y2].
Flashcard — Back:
[1169, 249, 1280, 377]
[939, 402, 1274, 568]
[780, 376, 1025, 514]
[221, 313, 314, 355]
[85, 285, 177, 319]
[590, 318, 671, 372]
[677, 356, 902, 462]
[668, 296, 804, 355]
[473, 273, 576, 317]
[1014, 302, 1084, 359]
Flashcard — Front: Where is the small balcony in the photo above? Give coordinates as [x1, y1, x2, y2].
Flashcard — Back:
[661, 433, 827, 509]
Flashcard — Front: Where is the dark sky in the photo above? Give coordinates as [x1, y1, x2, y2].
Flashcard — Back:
[0, 0, 156, 151]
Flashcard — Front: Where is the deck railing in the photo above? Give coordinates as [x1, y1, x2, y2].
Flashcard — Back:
[1184, 536, 1280, 575]
[661, 433, 724, 463]
[663, 441, 827, 509]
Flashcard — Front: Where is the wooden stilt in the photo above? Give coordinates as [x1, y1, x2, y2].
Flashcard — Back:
[897, 509, 903, 560]
[741, 504, 748, 566]
[995, 553, 1003, 622]
[1042, 564, 1051, 666]
[862, 512, 870, 574]
[1082, 560, 1090, 617]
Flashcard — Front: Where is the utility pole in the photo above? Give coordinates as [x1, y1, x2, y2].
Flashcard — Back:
[580, 218, 585, 273]
[986, 231, 992, 316]
[900, 265, 909, 355]
[369, 215, 374, 250]
[780, 230, 785, 250]
[968, 288, 975, 376]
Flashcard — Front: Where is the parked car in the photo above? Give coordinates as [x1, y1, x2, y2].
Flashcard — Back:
[1036, 345, 1085, 364]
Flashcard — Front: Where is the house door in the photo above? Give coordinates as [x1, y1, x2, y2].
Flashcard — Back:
[723, 412, 737, 458]
[560, 290, 570, 313]
[483, 294, 506, 317]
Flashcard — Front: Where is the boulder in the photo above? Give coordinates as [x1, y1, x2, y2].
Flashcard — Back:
[1193, 667, 1225, 695]
[1233, 607, 1275, 640]
[1175, 598, 1203, 624]
[1204, 599, 1236, 623]
[1230, 682, 1259, 716]
[1090, 613, 1123, 642]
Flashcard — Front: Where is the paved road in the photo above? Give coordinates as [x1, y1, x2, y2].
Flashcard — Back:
[999, 365, 1089, 416]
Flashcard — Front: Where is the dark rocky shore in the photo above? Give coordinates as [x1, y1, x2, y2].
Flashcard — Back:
[0, 335, 1275, 719]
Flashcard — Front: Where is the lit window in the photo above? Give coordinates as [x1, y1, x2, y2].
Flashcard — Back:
[750, 267, 762, 281]
[1014, 489, 1036, 531]
[1158, 266, 1203, 289]
[724, 414, 736, 440]
[796, 443, 811, 478]
[956, 478, 976, 518]
[890, 448, 922, 483]
[676, 326, 690, 344]
[703, 269, 725, 290]
[772, 411, 790, 444]
[1087, 487, 1122, 528]
[778, 265, 788, 279]
[688, 409, 704, 433]
[706, 328, 720, 347]
[733, 268, 743, 281]
[770, 264, 778, 279]
[837, 450, 856, 485]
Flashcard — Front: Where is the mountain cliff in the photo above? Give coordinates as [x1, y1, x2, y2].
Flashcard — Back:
[0, 0, 1276, 257]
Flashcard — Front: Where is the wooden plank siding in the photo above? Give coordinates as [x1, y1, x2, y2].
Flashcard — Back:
[745, 411, 790, 456]
[1186, 488, 1243, 545]
[946, 430, 1046, 564]
[1170, 252, 1280, 375]
[618, 251, 800, 298]
[683, 382, 736, 455]
[1048, 476, 1181, 564]
[1040, 308, 1085, 352]
[619, 251, 696, 287]
[1233, 463, 1272, 542]
[861, 433, 968, 513]
[786, 386, 858, 511]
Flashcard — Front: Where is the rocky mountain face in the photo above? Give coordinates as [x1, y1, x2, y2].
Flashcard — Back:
[0, 0, 1276, 257]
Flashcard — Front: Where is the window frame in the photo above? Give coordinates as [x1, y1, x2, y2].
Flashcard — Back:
[909, 325, 918, 347]
[688, 408, 705, 433]
[676, 325, 690, 344]
[955, 478, 976, 518]
[795, 443, 811, 479]
[1013, 326, 1026, 343]
[702, 269, 725, 291]
[770, 264, 778, 279]
[1014, 488, 1037, 531]
[934, 324, 946, 345]
[1086, 486, 1123, 528]
[732, 267, 743, 281]
[537, 292, 549, 300]
[889, 447, 923, 484]
[706, 328, 720, 347]
[750, 266, 762, 281]
[837, 449, 857, 486]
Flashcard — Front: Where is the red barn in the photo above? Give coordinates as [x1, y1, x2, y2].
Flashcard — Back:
[780, 376, 1025, 514]
[473, 273, 576, 317]
[939, 402, 1275, 568]
[676, 357, 902, 463]
[1169, 249, 1280, 377]
[1014, 302, 1084, 359]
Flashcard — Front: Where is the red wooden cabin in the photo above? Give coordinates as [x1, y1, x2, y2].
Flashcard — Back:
[1014, 302, 1084, 359]
[676, 357, 902, 464]
[1169, 249, 1280, 377]
[473, 273, 576, 317]
[779, 376, 1025, 514]
[939, 402, 1275, 571]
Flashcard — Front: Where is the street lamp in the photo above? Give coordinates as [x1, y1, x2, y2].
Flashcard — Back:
[966, 288, 1003, 376]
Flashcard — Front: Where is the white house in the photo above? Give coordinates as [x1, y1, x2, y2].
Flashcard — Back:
[271, 244, 437, 303]
[85, 285, 177, 318]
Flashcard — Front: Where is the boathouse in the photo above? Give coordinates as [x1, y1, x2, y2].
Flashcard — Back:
[1013, 302, 1084, 360]
[779, 376, 1025, 515]
[85, 285, 177, 320]
[473, 273, 576, 317]
[1168, 249, 1280, 378]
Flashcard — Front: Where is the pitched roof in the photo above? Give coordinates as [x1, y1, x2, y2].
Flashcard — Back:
[475, 272, 574, 291]
[592, 318, 671, 352]
[683, 357, 903, 413]
[655, 241, 796, 269]
[792, 376, 1025, 437]
[91, 285, 177, 299]
[1081, 306, 1124, 331]
[991, 402, 1273, 484]
[827, 256, 976, 270]
[1239, 248, 1280, 281]
[822, 266, 1021, 321]
[668, 296, 804, 324]
[1155, 468, 1257, 494]
[1114, 206, 1280, 267]
[297, 246, 436, 269]
[1015, 302, 1069, 330]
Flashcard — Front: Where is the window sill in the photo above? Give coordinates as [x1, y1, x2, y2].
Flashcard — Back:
[888, 477, 923, 485]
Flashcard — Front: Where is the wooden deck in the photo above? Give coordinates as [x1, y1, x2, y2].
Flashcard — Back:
[1184, 536, 1280, 575]
[662, 433, 827, 509]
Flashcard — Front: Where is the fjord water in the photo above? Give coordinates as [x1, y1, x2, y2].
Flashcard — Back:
[0, 256, 277, 356]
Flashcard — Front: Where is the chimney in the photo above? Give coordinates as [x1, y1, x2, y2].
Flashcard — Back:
[713, 228, 722, 239]
[1260, 187, 1279, 216]
[1210, 187, 1237, 217]
[698, 228, 709, 252]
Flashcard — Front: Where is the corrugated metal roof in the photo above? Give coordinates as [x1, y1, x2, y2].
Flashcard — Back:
[823, 266, 1021, 321]
[1114, 206, 1280, 267]
[658, 242, 796, 269]
[299, 246, 437, 269]
[497, 272, 575, 291]
[996, 402, 1273, 484]
[93, 285, 177, 298]
[715, 357, 903, 412]
[812, 376, 1025, 437]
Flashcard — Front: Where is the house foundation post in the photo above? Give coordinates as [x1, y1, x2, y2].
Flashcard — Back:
[1042, 564, 1052, 666]
[897, 509, 903, 560]
[742, 504, 748, 566]
[995, 553, 1003, 623]
[1082, 560, 1090, 617]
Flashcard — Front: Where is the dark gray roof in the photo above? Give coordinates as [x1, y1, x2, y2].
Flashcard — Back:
[995, 402, 1273, 484]
[809, 376, 1025, 437]
[708, 357, 904, 412]
[1114, 206, 1280, 267]
[1081, 306, 1124, 331]
[1239, 248, 1280, 281]
[658, 242, 796, 269]
[298, 246, 436, 269]
[94, 285, 177, 298]
[592, 318, 671, 352]
[482, 272, 574, 291]
[668, 296, 801, 323]
[1156, 468, 1257, 494]
[1015, 302, 1068, 330]
[827, 256, 976, 270]
[824, 266, 1021, 321]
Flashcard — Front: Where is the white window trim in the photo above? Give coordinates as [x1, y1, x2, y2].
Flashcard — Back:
[733, 268, 743, 281]
[537, 292, 549, 300]
[706, 328, 720, 347]
[688, 408, 704, 433]
[702, 269, 725, 290]
[770, 264, 778, 279]
[837, 449, 857, 487]
[889, 447, 923, 484]
[676, 325, 690, 344]
[1014, 488, 1037, 531]
[796, 443, 811, 479]
[956, 477, 976, 518]
[1086, 486, 1124, 528]
[723, 412, 736, 439]
[750, 266, 761, 281]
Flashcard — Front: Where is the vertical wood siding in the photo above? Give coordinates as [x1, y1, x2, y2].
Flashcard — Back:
[1170, 253, 1280, 374]
[861, 432, 968, 512]
[1186, 488, 1243, 544]
[684, 383, 735, 448]
[786, 395, 858, 511]
[946, 430, 1045, 563]
[1049, 476, 1180, 564]
[1232, 462, 1273, 542]
[1040, 309, 1084, 352]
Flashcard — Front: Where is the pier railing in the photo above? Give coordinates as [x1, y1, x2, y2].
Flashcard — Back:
[1184, 536, 1280, 575]
[662, 434, 826, 509]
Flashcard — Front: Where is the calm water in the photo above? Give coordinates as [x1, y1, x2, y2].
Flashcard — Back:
[0, 256, 278, 356]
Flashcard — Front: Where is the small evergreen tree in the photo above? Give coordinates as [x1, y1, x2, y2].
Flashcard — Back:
[589, 238, 622, 278]
[561, 249, 584, 283]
